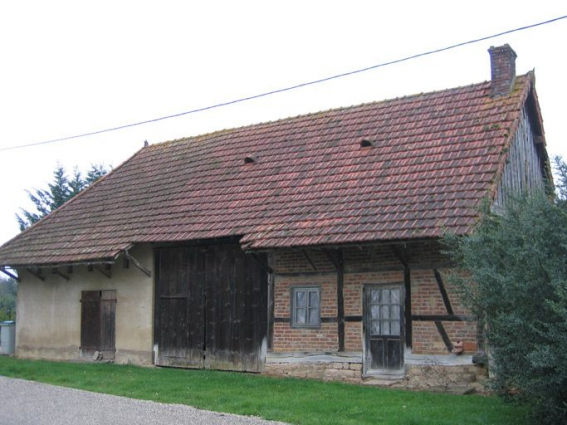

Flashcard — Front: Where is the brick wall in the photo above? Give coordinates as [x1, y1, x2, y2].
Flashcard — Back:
[271, 241, 477, 356]
[273, 274, 338, 352]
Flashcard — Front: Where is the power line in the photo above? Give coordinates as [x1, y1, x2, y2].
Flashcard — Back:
[2, 14, 566, 152]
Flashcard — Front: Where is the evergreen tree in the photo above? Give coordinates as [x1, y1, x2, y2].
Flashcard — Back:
[16, 164, 109, 231]
[0, 277, 16, 321]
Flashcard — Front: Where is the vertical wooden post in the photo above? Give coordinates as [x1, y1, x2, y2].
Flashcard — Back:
[337, 249, 345, 352]
[404, 266, 412, 350]
[267, 252, 275, 351]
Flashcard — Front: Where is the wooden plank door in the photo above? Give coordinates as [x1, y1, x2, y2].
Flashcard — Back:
[155, 247, 205, 368]
[204, 245, 268, 372]
[364, 285, 404, 374]
[80, 290, 116, 360]
[155, 243, 268, 372]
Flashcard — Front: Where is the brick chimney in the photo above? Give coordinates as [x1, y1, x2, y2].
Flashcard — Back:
[488, 44, 517, 97]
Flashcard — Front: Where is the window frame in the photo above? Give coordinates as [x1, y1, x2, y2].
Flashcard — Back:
[290, 286, 321, 329]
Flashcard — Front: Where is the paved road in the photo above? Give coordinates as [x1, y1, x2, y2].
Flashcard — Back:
[0, 376, 287, 425]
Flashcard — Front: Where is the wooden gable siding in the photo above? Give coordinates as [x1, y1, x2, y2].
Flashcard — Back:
[494, 105, 546, 209]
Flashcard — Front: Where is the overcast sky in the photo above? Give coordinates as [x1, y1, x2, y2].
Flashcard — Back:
[0, 1, 566, 246]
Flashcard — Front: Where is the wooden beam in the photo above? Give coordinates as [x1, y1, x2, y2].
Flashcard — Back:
[301, 249, 318, 271]
[52, 268, 70, 281]
[249, 253, 273, 274]
[404, 267, 412, 350]
[433, 269, 454, 315]
[267, 254, 275, 350]
[391, 245, 409, 268]
[322, 249, 340, 270]
[95, 265, 111, 279]
[344, 315, 362, 322]
[275, 271, 335, 278]
[412, 314, 475, 322]
[0, 267, 19, 282]
[435, 321, 454, 352]
[123, 251, 151, 277]
[336, 249, 345, 352]
[26, 268, 45, 281]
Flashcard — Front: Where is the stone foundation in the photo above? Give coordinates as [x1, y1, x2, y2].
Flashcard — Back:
[264, 360, 363, 382]
[263, 352, 487, 392]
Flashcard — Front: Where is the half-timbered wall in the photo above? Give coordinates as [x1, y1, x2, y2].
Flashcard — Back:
[271, 242, 476, 356]
[494, 105, 546, 209]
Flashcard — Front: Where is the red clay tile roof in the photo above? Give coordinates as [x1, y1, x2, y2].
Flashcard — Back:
[0, 73, 542, 266]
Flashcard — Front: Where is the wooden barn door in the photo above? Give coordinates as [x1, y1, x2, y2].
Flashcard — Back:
[80, 290, 116, 360]
[155, 244, 268, 372]
[154, 247, 205, 368]
[364, 285, 404, 374]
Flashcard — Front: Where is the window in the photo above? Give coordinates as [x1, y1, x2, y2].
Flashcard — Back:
[291, 287, 320, 328]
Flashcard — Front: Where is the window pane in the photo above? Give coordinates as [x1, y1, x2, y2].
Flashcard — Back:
[296, 307, 306, 324]
[371, 289, 380, 303]
[308, 290, 319, 308]
[391, 305, 400, 319]
[381, 306, 390, 320]
[381, 290, 390, 304]
[371, 320, 380, 335]
[391, 289, 400, 304]
[391, 320, 400, 336]
[382, 321, 390, 335]
[308, 307, 319, 325]
[296, 290, 306, 307]
[371, 305, 380, 320]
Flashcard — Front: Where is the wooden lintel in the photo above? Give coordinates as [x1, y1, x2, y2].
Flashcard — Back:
[435, 321, 454, 352]
[26, 268, 45, 281]
[249, 253, 273, 274]
[52, 268, 70, 281]
[433, 269, 454, 315]
[124, 251, 151, 277]
[301, 249, 318, 271]
[95, 265, 111, 279]
[412, 314, 476, 322]
[0, 267, 20, 282]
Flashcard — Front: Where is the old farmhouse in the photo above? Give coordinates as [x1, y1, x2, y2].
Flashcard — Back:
[0, 45, 551, 389]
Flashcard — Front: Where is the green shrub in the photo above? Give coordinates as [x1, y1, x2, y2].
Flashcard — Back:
[446, 192, 567, 424]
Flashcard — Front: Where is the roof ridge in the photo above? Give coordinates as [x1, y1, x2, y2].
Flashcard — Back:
[148, 77, 525, 150]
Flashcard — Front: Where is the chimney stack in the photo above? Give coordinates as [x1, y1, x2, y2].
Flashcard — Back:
[488, 44, 517, 97]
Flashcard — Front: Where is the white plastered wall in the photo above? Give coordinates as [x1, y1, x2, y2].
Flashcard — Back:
[15, 244, 154, 365]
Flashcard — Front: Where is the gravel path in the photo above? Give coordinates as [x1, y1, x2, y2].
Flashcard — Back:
[0, 376, 288, 425]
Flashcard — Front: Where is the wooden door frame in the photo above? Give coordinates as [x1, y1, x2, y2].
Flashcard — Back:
[363, 283, 405, 376]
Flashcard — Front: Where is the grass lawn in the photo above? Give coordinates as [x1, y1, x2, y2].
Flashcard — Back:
[0, 356, 527, 424]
